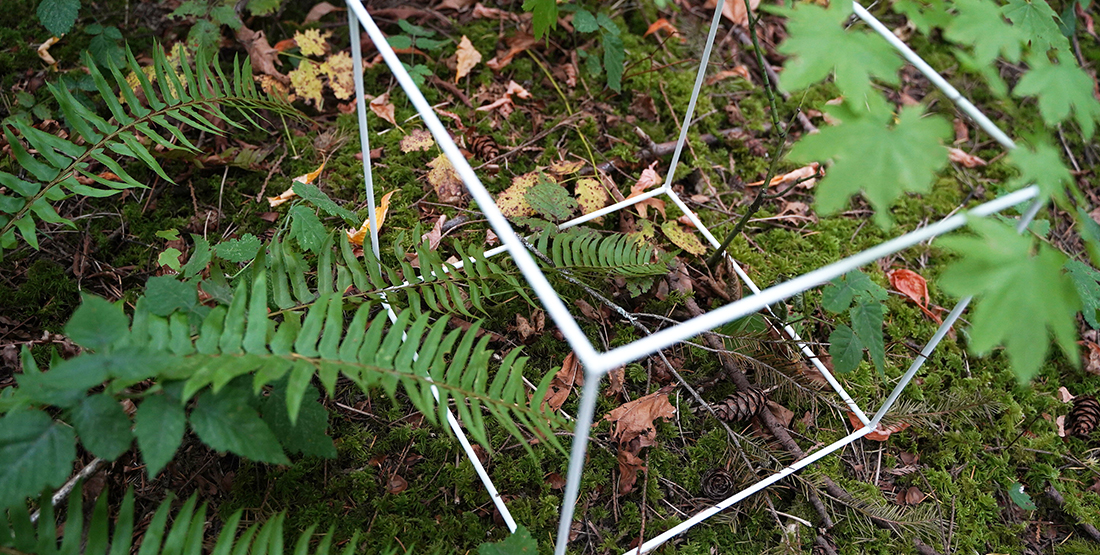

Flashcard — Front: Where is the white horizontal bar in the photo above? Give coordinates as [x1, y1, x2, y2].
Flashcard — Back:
[560, 188, 667, 230]
[588, 186, 1039, 375]
[625, 425, 874, 555]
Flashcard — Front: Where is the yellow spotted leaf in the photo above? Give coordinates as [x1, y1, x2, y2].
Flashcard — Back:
[289, 60, 324, 108]
[549, 159, 584, 175]
[320, 51, 354, 100]
[660, 221, 707, 255]
[295, 29, 331, 57]
[575, 177, 609, 216]
[495, 172, 539, 218]
[427, 154, 466, 204]
[346, 190, 395, 245]
[400, 129, 435, 152]
[455, 35, 482, 82]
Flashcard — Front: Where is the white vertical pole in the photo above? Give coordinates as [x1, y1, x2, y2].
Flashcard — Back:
[348, 1, 381, 260]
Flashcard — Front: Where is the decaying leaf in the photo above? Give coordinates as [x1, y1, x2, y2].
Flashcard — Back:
[370, 93, 397, 126]
[644, 18, 681, 39]
[661, 221, 707, 255]
[386, 474, 408, 494]
[617, 449, 646, 495]
[605, 366, 626, 399]
[476, 80, 531, 115]
[543, 352, 584, 411]
[705, 0, 759, 27]
[849, 411, 911, 441]
[604, 386, 677, 449]
[887, 268, 929, 307]
[626, 161, 666, 218]
[576, 177, 610, 216]
[455, 35, 482, 82]
[401, 129, 436, 152]
[705, 66, 752, 86]
[295, 29, 331, 57]
[948, 147, 987, 167]
[427, 153, 466, 204]
[268, 158, 327, 207]
[320, 51, 355, 100]
[899, 486, 926, 505]
[289, 60, 324, 107]
[37, 36, 61, 66]
[495, 172, 539, 218]
[486, 33, 538, 71]
[345, 190, 395, 245]
[236, 26, 288, 84]
[746, 162, 820, 190]
[548, 159, 584, 175]
[304, 1, 342, 23]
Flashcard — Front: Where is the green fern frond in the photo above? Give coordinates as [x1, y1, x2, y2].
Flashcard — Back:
[0, 486, 358, 555]
[533, 227, 672, 278]
[0, 43, 295, 258]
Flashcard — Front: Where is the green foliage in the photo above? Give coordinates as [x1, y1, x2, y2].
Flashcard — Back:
[215, 233, 263, 263]
[532, 227, 674, 278]
[822, 271, 888, 374]
[168, 0, 245, 58]
[567, 8, 625, 92]
[0, 410, 75, 509]
[0, 487, 360, 555]
[1013, 50, 1100, 139]
[939, 218, 1080, 382]
[526, 176, 578, 222]
[1066, 260, 1100, 328]
[789, 101, 951, 227]
[523, 0, 557, 39]
[0, 44, 295, 260]
[478, 525, 538, 554]
[36, 0, 79, 36]
[1006, 141, 1074, 203]
[1008, 482, 1038, 510]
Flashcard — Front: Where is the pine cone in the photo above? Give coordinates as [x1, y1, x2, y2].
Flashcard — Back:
[710, 387, 767, 422]
[1066, 396, 1100, 438]
[468, 134, 499, 161]
[701, 469, 735, 500]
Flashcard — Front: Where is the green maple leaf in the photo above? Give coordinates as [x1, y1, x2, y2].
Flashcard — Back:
[1006, 141, 1074, 203]
[1002, 0, 1067, 53]
[945, 0, 1026, 65]
[777, 0, 902, 103]
[893, 0, 954, 33]
[939, 218, 1080, 383]
[790, 103, 951, 227]
[1014, 50, 1100, 139]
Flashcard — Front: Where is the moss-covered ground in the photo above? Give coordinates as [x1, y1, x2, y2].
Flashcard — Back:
[3, 0, 1100, 553]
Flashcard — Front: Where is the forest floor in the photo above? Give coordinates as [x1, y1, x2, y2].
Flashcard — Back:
[3, 0, 1100, 553]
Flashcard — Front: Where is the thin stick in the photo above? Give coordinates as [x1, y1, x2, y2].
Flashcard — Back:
[30, 458, 104, 524]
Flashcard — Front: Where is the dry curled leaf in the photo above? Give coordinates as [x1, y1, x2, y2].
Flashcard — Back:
[705, 66, 752, 86]
[370, 93, 397, 126]
[605, 366, 626, 399]
[543, 352, 584, 411]
[604, 386, 677, 449]
[617, 448, 646, 495]
[476, 80, 531, 115]
[626, 162, 665, 218]
[304, 1, 342, 23]
[644, 18, 681, 39]
[849, 411, 911, 441]
[268, 158, 327, 207]
[746, 162, 820, 191]
[237, 26, 288, 84]
[948, 147, 987, 168]
[455, 35, 482, 82]
[345, 190, 395, 245]
[705, 0, 759, 27]
[386, 474, 408, 494]
[486, 33, 538, 71]
[427, 153, 466, 204]
[400, 129, 435, 152]
[37, 36, 60, 66]
[887, 268, 929, 307]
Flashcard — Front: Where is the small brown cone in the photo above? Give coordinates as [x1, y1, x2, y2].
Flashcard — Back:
[709, 387, 766, 422]
[1066, 396, 1100, 438]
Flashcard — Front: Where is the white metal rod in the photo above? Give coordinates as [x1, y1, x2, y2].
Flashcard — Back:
[867, 195, 1046, 425]
[851, 2, 1017, 150]
[345, 0, 601, 366]
[624, 425, 875, 555]
[554, 371, 603, 555]
[659, 0, 727, 193]
[559, 188, 668, 230]
[665, 190, 872, 423]
[348, 3, 381, 259]
[589, 186, 1039, 375]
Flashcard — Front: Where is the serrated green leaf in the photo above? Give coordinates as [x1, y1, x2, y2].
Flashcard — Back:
[292, 182, 358, 224]
[523, 0, 557, 39]
[37, 0, 80, 36]
[159, 248, 183, 271]
[939, 218, 1081, 382]
[945, 0, 1027, 64]
[478, 525, 537, 554]
[1006, 141, 1074, 203]
[822, 270, 887, 312]
[183, 234, 212, 279]
[1003, 0, 1066, 53]
[215, 234, 262, 263]
[1008, 482, 1037, 510]
[790, 104, 951, 227]
[156, 228, 181, 240]
[65, 294, 129, 351]
[828, 325, 864, 374]
[1013, 50, 1100, 139]
[525, 176, 577, 222]
[260, 381, 337, 458]
[603, 32, 625, 92]
[247, 0, 281, 16]
[1066, 260, 1100, 328]
[387, 35, 413, 50]
[135, 394, 186, 478]
[893, 0, 953, 33]
[289, 205, 327, 253]
[144, 276, 199, 316]
[573, 9, 599, 32]
[850, 301, 885, 373]
[777, 0, 902, 103]
[69, 394, 133, 460]
[190, 383, 290, 465]
[0, 410, 76, 509]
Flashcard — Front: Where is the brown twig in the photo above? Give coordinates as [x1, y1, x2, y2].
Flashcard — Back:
[1045, 483, 1100, 542]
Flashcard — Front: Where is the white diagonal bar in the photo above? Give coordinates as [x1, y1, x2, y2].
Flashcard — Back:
[589, 186, 1039, 375]
[624, 425, 875, 554]
[554, 369, 603, 555]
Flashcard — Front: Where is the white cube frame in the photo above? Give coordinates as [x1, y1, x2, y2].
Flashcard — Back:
[344, 0, 1042, 553]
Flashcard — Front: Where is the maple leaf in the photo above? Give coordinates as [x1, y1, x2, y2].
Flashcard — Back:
[320, 51, 355, 100]
[893, 0, 953, 34]
[939, 218, 1081, 382]
[289, 60, 324, 108]
[789, 103, 951, 227]
[295, 29, 330, 57]
[943, 0, 1026, 65]
[400, 129, 435, 153]
[1006, 141, 1074, 203]
[604, 386, 676, 450]
[455, 35, 482, 82]
[777, 0, 902, 104]
[1013, 50, 1100, 139]
[1002, 0, 1067, 53]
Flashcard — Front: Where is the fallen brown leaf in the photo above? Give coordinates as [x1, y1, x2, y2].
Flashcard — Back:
[605, 366, 626, 399]
[1085, 341, 1100, 375]
[475, 80, 530, 115]
[304, 1, 342, 23]
[746, 162, 820, 190]
[545, 472, 567, 489]
[617, 449, 646, 495]
[604, 385, 677, 449]
[427, 153, 466, 204]
[705, 0, 759, 27]
[37, 36, 60, 66]
[236, 26, 288, 84]
[952, 118, 969, 145]
[1057, 386, 1075, 403]
[887, 268, 942, 324]
[705, 66, 752, 86]
[486, 33, 538, 71]
[455, 35, 482, 82]
[948, 147, 987, 168]
[370, 93, 397, 126]
[386, 474, 408, 494]
[849, 411, 911, 441]
[345, 190, 394, 245]
[543, 352, 584, 411]
[644, 18, 682, 39]
[626, 161, 665, 219]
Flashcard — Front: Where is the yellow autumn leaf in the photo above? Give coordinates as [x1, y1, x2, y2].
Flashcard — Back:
[295, 29, 331, 57]
[345, 190, 395, 245]
[267, 158, 327, 207]
[575, 177, 609, 216]
[495, 172, 539, 218]
[427, 154, 465, 204]
[289, 59, 324, 108]
[455, 35, 482, 83]
[400, 129, 435, 153]
[660, 221, 707, 255]
[320, 51, 354, 100]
